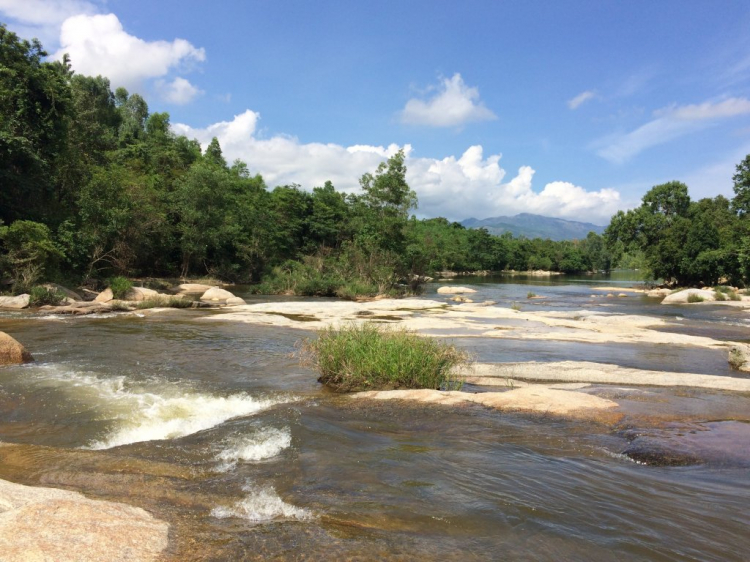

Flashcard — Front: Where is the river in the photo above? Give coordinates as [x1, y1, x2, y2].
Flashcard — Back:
[0, 274, 748, 560]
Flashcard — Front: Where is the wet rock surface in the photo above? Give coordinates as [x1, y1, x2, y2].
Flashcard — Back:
[0, 332, 33, 365]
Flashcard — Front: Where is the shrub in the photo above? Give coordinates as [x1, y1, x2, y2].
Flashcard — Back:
[714, 290, 727, 301]
[28, 286, 65, 306]
[527, 291, 536, 299]
[687, 293, 704, 303]
[511, 302, 522, 311]
[729, 347, 746, 371]
[336, 280, 379, 300]
[108, 276, 132, 300]
[300, 323, 468, 392]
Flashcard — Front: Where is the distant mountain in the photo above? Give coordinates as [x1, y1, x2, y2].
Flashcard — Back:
[460, 213, 605, 241]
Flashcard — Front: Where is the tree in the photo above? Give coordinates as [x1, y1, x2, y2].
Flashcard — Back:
[732, 154, 750, 217]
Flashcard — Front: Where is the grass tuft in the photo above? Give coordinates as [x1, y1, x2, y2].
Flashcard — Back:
[527, 291, 536, 299]
[687, 293, 704, 303]
[300, 322, 468, 392]
[729, 347, 746, 370]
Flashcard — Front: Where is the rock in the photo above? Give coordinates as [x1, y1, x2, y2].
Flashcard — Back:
[123, 287, 159, 302]
[94, 288, 114, 303]
[450, 296, 473, 303]
[0, 294, 30, 309]
[729, 344, 750, 373]
[41, 302, 115, 315]
[79, 288, 100, 301]
[225, 296, 247, 306]
[617, 293, 628, 298]
[477, 300, 497, 307]
[355, 386, 618, 420]
[437, 286, 477, 295]
[0, 479, 168, 562]
[606, 293, 614, 298]
[435, 271, 458, 278]
[200, 286, 238, 304]
[661, 288, 716, 304]
[175, 283, 214, 295]
[0, 332, 34, 365]
[646, 288, 672, 298]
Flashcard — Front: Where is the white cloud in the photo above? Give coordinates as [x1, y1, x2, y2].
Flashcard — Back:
[52, 14, 205, 92]
[173, 111, 620, 224]
[595, 97, 750, 164]
[158, 77, 203, 105]
[568, 90, 596, 110]
[400, 73, 497, 127]
[0, 0, 97, 45]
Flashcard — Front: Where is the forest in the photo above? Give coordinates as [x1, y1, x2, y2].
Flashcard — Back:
[2, 24, 749, 298]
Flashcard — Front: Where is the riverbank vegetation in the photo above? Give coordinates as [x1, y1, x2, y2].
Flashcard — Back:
[1, 25, 749, 297]
[300, 323, 468, 391]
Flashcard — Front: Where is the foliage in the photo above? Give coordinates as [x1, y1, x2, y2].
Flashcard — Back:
[527, 291, 536, 298]
[108, 276, 132, 299]
[300, 323, 467, 392]
[728, 348, 747, 371]
[28, 285, 65, 306]
[0, 220, 63, 293]
[687, 293, 704, 303]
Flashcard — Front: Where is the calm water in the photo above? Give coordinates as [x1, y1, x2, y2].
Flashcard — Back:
[1, 276, 749, 560]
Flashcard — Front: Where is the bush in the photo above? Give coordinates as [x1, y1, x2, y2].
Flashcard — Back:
[300, 323, 468, 392]
[28, 286, 65, 306]
[714, 290, 727, 301]
[687, 293, 705, 303]
[527, 291, 536, 298]
[108, 276, 132, 299]
[729, 347, 746, 371]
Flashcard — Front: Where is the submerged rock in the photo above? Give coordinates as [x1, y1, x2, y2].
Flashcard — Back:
[0, 479, 169, 562]
[0, 332, 33, 365]
[0, 294, 30, 309]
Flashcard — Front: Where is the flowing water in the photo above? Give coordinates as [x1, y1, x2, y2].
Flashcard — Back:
[1, 276, 749, 560]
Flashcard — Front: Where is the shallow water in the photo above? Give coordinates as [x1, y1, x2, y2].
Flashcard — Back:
[1, 278, 750, 560]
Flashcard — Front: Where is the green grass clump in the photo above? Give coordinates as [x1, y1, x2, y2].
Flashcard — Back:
[687, 293, 705, 303]
[28, 286, 65, 306]
[527, 291, 536, 299]
[729, 347, 746, 370]
[108, 276, 133, 300]
[511, 301, 522, 311]
[714, 290, 727, 301]
[135, 296, 192, 309]
[300, 323, 468, 392]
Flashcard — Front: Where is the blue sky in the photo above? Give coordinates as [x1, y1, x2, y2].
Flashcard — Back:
[3, 0, 750, 225]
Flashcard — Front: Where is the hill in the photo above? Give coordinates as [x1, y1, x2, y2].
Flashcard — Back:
[461, 213, 605, 241]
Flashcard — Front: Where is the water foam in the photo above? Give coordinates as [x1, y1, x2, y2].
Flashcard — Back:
[211, 485, 313, 522]
[26, 365, 293, 450]
[216, 427, 292, 470]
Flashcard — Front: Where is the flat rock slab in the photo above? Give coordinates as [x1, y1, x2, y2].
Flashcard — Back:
[469, 361, 750, 392]
[0, 478, 168, 562]
[0, 332, 33, 365]
[354, 386, 618, 420]
[437, 286, 477, 294]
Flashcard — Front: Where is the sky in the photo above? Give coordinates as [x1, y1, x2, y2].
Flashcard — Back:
[2, 0, 750, 225]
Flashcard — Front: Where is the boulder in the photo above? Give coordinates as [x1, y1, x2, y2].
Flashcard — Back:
[94, 288, 114, 303]
[123, 287, 159, 302]
[175, 283, 213, 295]
[0, 294, 30, 309]
[661, 289, 716, 304]
[437, 286, 477, 295]
[729, 343, 750, 373]
[41, 283, 83, 301]
[450, 296, 473, 303]
[0, 478, 168, 562]
[0, 332, 34, 365]
[225, 296, 247, 306]
[200, 286, 238, 304]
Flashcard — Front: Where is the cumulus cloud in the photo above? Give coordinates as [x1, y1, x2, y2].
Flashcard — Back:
[0, 0, 97, 45]
[53, 14, 205, 92]
[158, 77, 203, 105]
[595, 97, 750, 164]
[173, 111, 620, 224]
[400, 73, 497, 127]
[568, 90, 596, 110]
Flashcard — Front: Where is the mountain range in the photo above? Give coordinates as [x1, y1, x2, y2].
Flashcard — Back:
[460, 213, 606, 241]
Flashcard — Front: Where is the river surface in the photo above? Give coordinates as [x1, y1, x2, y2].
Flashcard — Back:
[0, 274, 749, 560]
